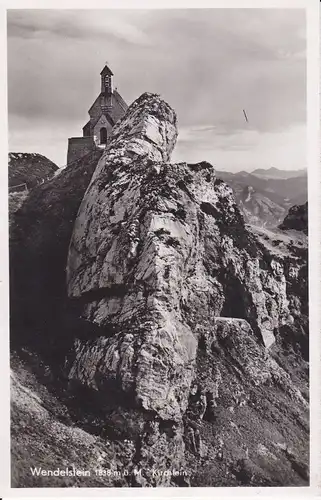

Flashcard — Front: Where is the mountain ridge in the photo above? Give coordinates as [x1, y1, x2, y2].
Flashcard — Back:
[9, 152, 59, 190]
[216, 168, 307, 228]
[250, 167, 306, 179]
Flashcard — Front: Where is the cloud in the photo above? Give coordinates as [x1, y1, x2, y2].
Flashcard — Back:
[8, 115, 77, 167]
[8, 10, 152, 46]
[7, 9, 306, 171]
[172, 123, 306, 171]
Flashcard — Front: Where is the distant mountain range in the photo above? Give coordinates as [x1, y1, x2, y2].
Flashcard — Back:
[249, 167, 306, 180]
[216, 167, 307, 228]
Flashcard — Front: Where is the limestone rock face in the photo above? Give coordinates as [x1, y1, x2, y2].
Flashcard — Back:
[66, 93, 305, 427]
[10, 92, 309, 487]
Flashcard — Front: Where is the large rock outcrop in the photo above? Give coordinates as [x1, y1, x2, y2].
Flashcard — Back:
[279, 202, 308, 235]
[62, 93, 308, 485]
[10, 93, 309, 487]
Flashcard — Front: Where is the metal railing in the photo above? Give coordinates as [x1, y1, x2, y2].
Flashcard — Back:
[9, 183, 28, 194]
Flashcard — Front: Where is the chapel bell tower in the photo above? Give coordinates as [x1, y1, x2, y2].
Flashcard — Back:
[101, 64, 113, 95]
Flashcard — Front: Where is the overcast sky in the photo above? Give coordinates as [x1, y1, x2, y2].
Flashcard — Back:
[7, 9, 306, 171]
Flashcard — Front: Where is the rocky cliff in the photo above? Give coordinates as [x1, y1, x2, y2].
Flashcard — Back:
[10, 93, 309, 487]
[10, 148, 103, 354]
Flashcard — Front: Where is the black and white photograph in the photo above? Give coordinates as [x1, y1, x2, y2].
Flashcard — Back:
[5, 4, 319, 492]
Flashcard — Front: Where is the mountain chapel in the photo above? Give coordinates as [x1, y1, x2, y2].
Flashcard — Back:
[67, 64, 128, 164]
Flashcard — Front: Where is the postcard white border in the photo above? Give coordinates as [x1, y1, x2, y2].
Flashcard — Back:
[0, 0, 319, 499]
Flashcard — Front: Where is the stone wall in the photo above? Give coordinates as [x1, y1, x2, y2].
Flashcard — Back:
[67, 137, 95, 165]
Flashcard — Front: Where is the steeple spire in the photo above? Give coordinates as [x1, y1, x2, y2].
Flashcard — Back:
[100, 63, 114, 94]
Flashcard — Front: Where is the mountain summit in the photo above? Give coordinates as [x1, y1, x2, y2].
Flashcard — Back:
[10, 93, 309, 488]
